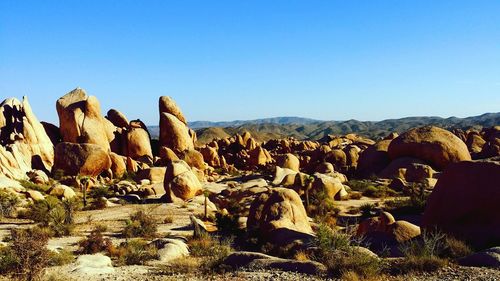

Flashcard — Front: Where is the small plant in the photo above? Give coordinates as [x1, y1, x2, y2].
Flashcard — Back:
[311, 224, 382, 278]
[109, 239, 158, 266]
[397, 230, 449, 273]
[18, 180, 50, 193]
[164, 215, 174, 224]
[359, 203, 377, 218]
[48, 248, 75, 266]
[28, 196, 74, 237]
[122, 210, 158, 238]
[78, 225, 112, 254]
[0, 190, 20, 218]
[187, 233, 232, 272]
[0, 227, 51, 281]
[215, 212, 241, 236]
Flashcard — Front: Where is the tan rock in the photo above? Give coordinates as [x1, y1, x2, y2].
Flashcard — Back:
[179, 149, 205, 170]
[106, 109, 129, 128]
[163, 160, 202, 202]
[53, 142, 111, 177]
[159, 112, 194, 153]
[109, 152, 126, 179]
[126, 127, 153, 162]
[137, 167, 167, 183]
[159, 96, 187, 125]
[277, 153, 300, 172]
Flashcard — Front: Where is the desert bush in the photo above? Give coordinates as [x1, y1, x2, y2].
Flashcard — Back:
[359, 203, 377, 218]
[110, 239, 158, 266]
[78, 225, 112, 254]
[18, 180, 50, 193]
[348, 192, 363, 200]
[188, 233, 232, 271]
[0, 190, 20, 218]
[311, 224, 382, 278]
[121, 171, 137, 183]
[442, 236, 472, 259]
[122, 210, 158, 238]
[397, 230, 450, 273]
[0, 227, 51, 281]
[47, 249, 75, 266]
[215, 212, 241, 236]
[28, 196, 74, 237]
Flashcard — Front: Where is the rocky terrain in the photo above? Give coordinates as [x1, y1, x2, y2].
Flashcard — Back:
[0, 88, 499, 281]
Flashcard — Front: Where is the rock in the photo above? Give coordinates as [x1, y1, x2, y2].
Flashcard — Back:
[272, 167, 298, 186]
[0, 97, 54, 179]
[277, 153, 300, 172]
[27, 170, 49, 184]
[106, 109, 129, 128]
[248, 146, 273, 166]
[56, 88, 116, 151]
[247, 188, 313, 244]
[378, 157, 425, 179]
[0, 177, 25, 192]
[158, 146, 179, 162]
[137, 167, 167, 183]
[190, 215, 209, 238]
[390, 220, 421, 243]
[325, 149, 347, 170]
[49, 184, 76, 199]
[125, 127, 153, 162]
[153, 238, 189, 262]
[312, 173, 344, 200]
[163, 160, 202, 202]
[357, 140, 392, 177]
[53, 142, 111, 177]
[466, 132, 486, 155]
[109, 152, 126, 179]
[26, 190, 44, 201]
[422, 160, 500, 248]
[179, 149, 205, 170]
[315, 162, 334, 174]
[405, 163, 435, 183]
[73, 254, 115, 275]
[159, 96, 187, 125]
[344, 145, 360, 167]
[223, 251, 327, 275]
[199, 146, 220, 167]
[388, 126, 471, 170]
[159, 113, 194, 153]
[41, 121, 62, 146]
[459, 247, 500, 268]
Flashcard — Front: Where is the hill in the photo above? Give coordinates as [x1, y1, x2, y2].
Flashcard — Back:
[148, 113, 500, 144]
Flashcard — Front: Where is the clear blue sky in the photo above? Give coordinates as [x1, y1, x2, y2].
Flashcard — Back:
[1, 0, 499, 125]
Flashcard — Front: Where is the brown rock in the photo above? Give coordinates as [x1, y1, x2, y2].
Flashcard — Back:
[106, 109, 129, 128]
[109, 152, 126, 179]
[159, 96, 187, 124]
[422, 160, 500, 248]
[159, 112, 194, 153]
[163, 160, 202, 202]
[388, 126, 471, 170]
[53, 142, 111, 177]
[126, 127, 153, 162]
[179, 149, 205, 170]
[277, 153, 300, 172]
[357, 140, 392, 177]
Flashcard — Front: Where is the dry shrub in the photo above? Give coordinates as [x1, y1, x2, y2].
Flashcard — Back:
[122, 210, 158, 238]
[47, 249, 75, 266]
[188, 233, 232, 272]
[294, 251, 310, 261]
[78, 225, 112, 254]
[27, 196, 76, 237]
[0, 190, 20, 218]
[109, 239, 158, 266]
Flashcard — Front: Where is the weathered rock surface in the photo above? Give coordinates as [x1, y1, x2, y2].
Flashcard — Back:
[163, 160, 202, 202]
[422, 160, 500, 248]
[53, 142, 111, 177]
[388, 126, 471, 170]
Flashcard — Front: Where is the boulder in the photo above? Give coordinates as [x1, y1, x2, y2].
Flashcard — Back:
[53, 142, 111, 177]
[159, 96, 187, 125]
[277, 153, 300, 172]
[272, 167, 298, 186]
[0, 97, 54, 179]
[199, 146, 220, 167]
[109, 152, 126, 179]
[459, 247, 500, 268]
[153, 238, 189, 262]
[137, 167, 167, 183]
[405, 163, 435, 183]
[378, 157, 425, 179]
[125, 127, 153, 162]
[248, 146, 273, 166]
[159, 113, 194, 153]
[0, 176, 25, 193]
[312, 173, 344, 200]
[247, 188, 313, 244]
[422, 160, 500, 248]
[179, 149, 205, 170]
[27, 170, 49, 185]
[73, 254, 115, 275]
[106, 109, 129, 128]
[56, 88, 116, 151]
[388, 126, 471, 170]
[357, 140, 392, 177]
[49, 184, 76, 199]
[163, 160, 202, 202]
[315, 162, 334, 174]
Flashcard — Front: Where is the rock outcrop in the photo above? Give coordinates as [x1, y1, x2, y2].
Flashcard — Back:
[53, 142, 111, 177]
[163, 160, 202, 202]
[0, 97, 54, 179]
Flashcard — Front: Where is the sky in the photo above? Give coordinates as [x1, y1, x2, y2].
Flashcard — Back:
[1, 0, 499, 125]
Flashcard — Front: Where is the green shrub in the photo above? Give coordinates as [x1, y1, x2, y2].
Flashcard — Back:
[0, 190, 20, 218]
[1, 227, 51, 281]
[215, 212, 241, 236]
[188, 233, 232, 271]
[18, 180, 50, 193]
[359, 203, 377, 218]
[48, 249, 75, 266]
[78, 225, 112, 254]
[122, 210, 158, 238]
[311, 224, 382, 278]
[89, 185, 112, 199]
[110, 239, 158, 266]
[28, 196, 75, 237]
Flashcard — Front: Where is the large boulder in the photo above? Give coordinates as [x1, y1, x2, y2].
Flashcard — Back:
[53, 142, 111, 177]
[0, 97, 54, 179]
[109, 152, 126, 179]
[159, 113, 194, 153]
[106, 109, 129, 128]
[125, 127, 153, 162]
[388, 126, 471, 170]
[159, 96, 187, 125]
[357, 140, 392, 177]
[248, 146, 273, 166]
[422, 160, 500, 248]
[56, 88, 116, 151]
[163, 160, 202, 202]
[247, 188, 313, 244]
[276, 153, 300, 172]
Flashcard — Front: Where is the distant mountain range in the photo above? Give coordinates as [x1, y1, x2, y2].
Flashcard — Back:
[148, 113, 500, 144]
